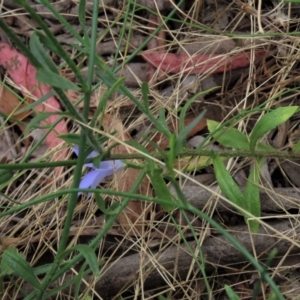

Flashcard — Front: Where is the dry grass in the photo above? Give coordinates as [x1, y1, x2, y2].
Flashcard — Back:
[1, 0, 300, 299]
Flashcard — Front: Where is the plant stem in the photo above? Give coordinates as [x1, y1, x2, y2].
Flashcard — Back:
[0, 149, 299, 170]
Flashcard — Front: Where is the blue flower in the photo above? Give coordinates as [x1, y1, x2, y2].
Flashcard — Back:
[73, 146, 125, 197]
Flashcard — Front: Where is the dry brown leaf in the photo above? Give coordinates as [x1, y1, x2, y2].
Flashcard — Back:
[0, 84, 31, 121]
[102, 113, 155, 234]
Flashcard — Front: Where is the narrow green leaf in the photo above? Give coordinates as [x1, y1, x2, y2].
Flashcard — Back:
[175, 110, 206, 154]
[24, 112, 54, 137]
[148, 167, 174, 212]
[36, 69, 80, 91]
[141, 82, 150, 111]
[293, 140, 300, 153]
[179, 87, 218, 132]
[33, 264, 52, 276]
[30, 33, 58, 74]
[158, 108, 172, 137]
[250, 106, 298, 150]
[78, 0, 90, 45]
[74, 262, 87, 300]
[225, 285, 240, 300]
[70, 245, 100, 278]
[208, 120, 274, 151]
[91, 77, 126, 128]
[0, 169, 14, 184]
[243, 158, 264, 233]
[95, 69, 121, 92]
[37, 0, 85, 44]
[158, 296, 169, 300]
[168, 134, 176, 166]
[0, 251, 15, 277]
[267, 291, 278, 300]
[14, 90, 56, 115]
[35, 31, 60, 54]
[58, 133, 82, 145]
[94, 193, 108, 214]
[213, 154, 245, 210]
[2, 248, 41, 289]
[208, 120, 250, 150]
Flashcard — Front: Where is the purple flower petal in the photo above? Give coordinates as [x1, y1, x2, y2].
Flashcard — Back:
[72, 146, 126, 198]
[79, 169, 112, 190]
[73, 146, 112, 169]
[73, 146, 80, 156]
[113, 160, 126, 171]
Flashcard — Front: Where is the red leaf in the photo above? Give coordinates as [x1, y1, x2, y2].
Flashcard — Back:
[0, 42, 68, 176]
[141, 50, 269, 75]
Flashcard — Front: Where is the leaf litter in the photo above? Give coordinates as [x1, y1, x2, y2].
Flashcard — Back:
[1, 0, 300, 299]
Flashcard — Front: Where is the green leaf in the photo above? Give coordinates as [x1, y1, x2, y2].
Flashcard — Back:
[250, 106, 298, 150]
[179, 87, 218, 133]
[243, 158, 264, 233]
[148, 166, 174, 212]
[0, 169, 14, 185]
[74, 262, 87, 300]
[36, 68, 80, 91]
[175, 110, 206, 155]
[213, 154, 245, 210]
[293, 140, 300, 153]
[37, 0, 85, 45]
[208, 120, 274, 151]
[24, 112, 54, 137]
[14, 90, 56, 115]
[94, 193, 108, 214]
[158, 108, 172, 137]
[34, 31, 60, 54]
[225, 284, 240, 300]
[168, 134, 176, 166]
[30, 33, 59, 74]
[69, 245, 100, 278]
[33, 264, 52, 276]
[78, 0, 90, 45]
[2, 248, 41, 289]
[92, 77, 126, 127]
[208, 120, 250, 150]
[158, 296, 169, 300]
[141, 82, 150, 112]
[58, 133, 82, 145]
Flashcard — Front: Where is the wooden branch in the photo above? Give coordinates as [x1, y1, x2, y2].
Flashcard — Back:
[170, 184, 300, 212]
[20, 220, 300, 298]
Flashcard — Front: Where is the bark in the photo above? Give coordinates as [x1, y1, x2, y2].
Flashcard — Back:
[21, 220, 300, 298]
[170, 184, 300, 212]
[90, 220, 300, 297]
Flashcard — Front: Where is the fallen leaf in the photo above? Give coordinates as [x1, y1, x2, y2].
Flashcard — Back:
[141, 50, 269, 75]
[0, 83, 31, 121]
[0, 42, 68, 176]
[102, 113, 155, 234]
